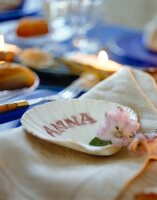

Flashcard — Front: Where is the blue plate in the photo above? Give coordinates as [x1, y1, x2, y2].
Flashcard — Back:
[108, 33, 157, 66]
[0, 0, 42, 21]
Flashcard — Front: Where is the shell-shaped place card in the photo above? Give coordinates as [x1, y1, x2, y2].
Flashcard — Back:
[21, 99, 138, 156]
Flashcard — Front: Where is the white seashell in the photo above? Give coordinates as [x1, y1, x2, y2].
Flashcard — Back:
[21, 99, 138, 156]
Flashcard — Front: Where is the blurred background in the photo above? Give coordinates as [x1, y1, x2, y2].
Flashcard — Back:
[1, 0, 157, 28]
[102, 0, 157, 29]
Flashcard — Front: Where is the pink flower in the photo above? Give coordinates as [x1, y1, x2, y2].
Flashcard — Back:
[129, 133, 157, 156]
[97, 108, 140, 146]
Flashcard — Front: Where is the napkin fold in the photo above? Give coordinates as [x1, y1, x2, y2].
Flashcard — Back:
[0, 68, 157, 200]
[82, 67, 157, 133]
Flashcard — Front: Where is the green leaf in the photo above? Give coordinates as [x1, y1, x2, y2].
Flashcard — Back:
[89, 137, 112, 146]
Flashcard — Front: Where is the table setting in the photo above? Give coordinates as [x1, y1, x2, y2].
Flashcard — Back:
[1, 0, 157, 200]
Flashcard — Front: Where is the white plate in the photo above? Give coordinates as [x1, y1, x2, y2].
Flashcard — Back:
[0, 20, 74, 47]
[21, 99, 138, 156]
[6, 25, 52, 47]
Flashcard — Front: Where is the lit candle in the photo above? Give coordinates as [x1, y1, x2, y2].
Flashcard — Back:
[0, 34, 20, 62]
[97, 50, 121, 72]
[64, 51, 122, 78]
[0, 35, 5, 51]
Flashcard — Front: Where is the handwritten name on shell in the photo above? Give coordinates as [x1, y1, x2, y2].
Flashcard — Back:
[43, 113, 97, 137]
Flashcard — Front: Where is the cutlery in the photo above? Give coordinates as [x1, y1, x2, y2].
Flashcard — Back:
[0, 73, 99, 123]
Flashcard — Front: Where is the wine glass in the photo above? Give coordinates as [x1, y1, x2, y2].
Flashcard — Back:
[42, 0, 74, 55]
[67, 0, 104, 53]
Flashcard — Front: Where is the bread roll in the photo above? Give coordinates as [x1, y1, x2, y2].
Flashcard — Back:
[19, 48, 52, 68]
[0, 63, 36, 90]
[16, 18, 49, 37]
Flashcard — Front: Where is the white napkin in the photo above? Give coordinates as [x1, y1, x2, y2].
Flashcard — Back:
[0, 68, 157, 200]
[117, 159, 157, 199]
[82, 67, 157, 133]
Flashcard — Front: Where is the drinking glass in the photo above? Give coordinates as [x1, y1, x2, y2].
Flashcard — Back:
[67, 0, 104, 53]
[42, 0, 73, 55]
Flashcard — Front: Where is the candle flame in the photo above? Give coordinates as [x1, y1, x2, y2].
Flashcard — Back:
[0, 35, 5, 51]
[98, 50, 108, 67]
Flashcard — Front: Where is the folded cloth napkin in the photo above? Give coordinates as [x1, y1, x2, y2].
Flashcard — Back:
[82, 67, 157, 133]
[117, 159, 157, 199]
[0, 67, 157, 200]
